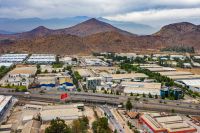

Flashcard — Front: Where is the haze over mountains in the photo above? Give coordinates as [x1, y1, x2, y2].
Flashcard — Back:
[0, 16, 156, 35]
[0, 18, 200, 55]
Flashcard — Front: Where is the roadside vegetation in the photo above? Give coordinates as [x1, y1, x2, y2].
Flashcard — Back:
[0, 65, 15, 79]
[45, 116, 89, 133]
[92, 117, 112, 133]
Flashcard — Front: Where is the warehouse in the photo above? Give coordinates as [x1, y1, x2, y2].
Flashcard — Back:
[40, 105, 83, 122]
[0, 66, 37, 87]
[140, 113, 197, 133]
[122, 82, 161, 95]
[0, 95, 12, 117]
[36, 73, 73, 88]
[8, 66, 37, 78]
[176, 79, 200, 92]
[27, 54, 56, 64]
[140, 64, 162, 69]
[60, 56, 73, 65]
[76, 68, 94, 78]
[0, 62, 13, 68]
[146, 67, 176, 72]
[168, 75, 200, 80]
[115, 53, 137, 59]
[83, 58, 108, 66]
[0, 54, 28, 63]
[159, 71, 193, 76]
[170, 54, 186, 61]
[111, 73, 148, 82]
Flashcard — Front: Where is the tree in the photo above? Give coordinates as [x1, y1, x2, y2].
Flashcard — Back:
[130, 92, 133, 96]
[143, 93, 146, 98]
[148, 93, 153, 98]
[126, 99, 133, 111]
[92, 117, 110, 133]
[45, 117, 72, 133]
[155, 94, 158, 99]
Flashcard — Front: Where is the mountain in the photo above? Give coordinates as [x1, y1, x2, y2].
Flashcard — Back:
[55, 18, 134, 37]
[0, 17, 155, 35]
[0, 20, 200, 54]
[0, 30, 15, 34]
[0, 18, 135, 39]
[154, 22, 199, 37]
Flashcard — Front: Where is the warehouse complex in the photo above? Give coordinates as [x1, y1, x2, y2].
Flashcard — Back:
[0, 54, 28, 63]
[140, 113, 197, 133]
[27, 54, 56, 64]
[121, 82, 161, 95]
[0, 95, 12, 117]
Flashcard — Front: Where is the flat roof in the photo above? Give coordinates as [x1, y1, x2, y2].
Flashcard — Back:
[159, 71, 193, 76]
[147, 67, 176, 72]
[141, 114, 197, 133]
[0, 95, 12, 113]
[40, 108, 81, 121]
[112, 73, 148, 80]
[0, 63, 13, 67]
[178, 79, 200, 87]
[76, 68, 93, 77]
[9, 66, 37, 75]
[169, 75, 200, 80]
[121, 82, 161, 89]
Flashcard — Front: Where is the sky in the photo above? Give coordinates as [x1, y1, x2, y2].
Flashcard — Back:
[0, 0, 200, 27]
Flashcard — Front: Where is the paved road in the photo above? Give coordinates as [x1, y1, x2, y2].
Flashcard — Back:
[0, 91, 199, 115]
[101, 105, 125, 133]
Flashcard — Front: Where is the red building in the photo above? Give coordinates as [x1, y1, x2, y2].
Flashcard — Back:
[139, 113, 197, 133]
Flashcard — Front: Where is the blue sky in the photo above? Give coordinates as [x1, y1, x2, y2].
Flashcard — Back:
[0, 0, 200, 27]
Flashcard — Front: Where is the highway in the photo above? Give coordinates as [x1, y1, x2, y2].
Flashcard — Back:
[101, 105, 124, 133]
[0, 91, 199, 115]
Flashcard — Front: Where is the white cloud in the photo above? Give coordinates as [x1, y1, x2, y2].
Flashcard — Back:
[105, 8, 200, 26]
[1, 0, 200, 27]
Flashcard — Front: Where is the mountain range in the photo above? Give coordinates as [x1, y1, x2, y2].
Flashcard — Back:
[0, 18, 200, 55]
[0, 16, 156, 35]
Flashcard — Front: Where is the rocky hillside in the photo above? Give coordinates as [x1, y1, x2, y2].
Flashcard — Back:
[0, 19, 200, 54]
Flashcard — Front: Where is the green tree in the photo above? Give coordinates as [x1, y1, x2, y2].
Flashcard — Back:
[45, 117, 72, 133]
[126, 99, 133, 111]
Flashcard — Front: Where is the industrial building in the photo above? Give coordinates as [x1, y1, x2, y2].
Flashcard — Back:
[26, 54, 56, 64]
[0, 66, 37, 87]
[83, 58, 108, 66]
[60, 56, 73, 65]
[111, 73, 148, 82]
[168, 75, 200, 80]
[86, 77, 102, 90]
[115, 53, 137, 59]
[159, 71, 193, 76]
[0, 95, 12, 117]
[176, 79, 200, 92]
[35, 73, 74, 89]
[146, 67, 176, 72]
[0, 62, 13, 68]
[0, 54, 28, 63]
[8, 66, 37, 78]
[140, 113, 197, 133]
[76, 68, 94, 78]
[40, 105, 83, 122]
[170, 54, 186, 61]
[121, 82, 161, 95]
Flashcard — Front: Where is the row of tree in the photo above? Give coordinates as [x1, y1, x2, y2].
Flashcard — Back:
[45, 116, 89, 133]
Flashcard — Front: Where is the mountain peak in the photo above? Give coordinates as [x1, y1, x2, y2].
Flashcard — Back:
[31, 26, 49, 31]
[63, 18, 133, 37]
[154, 22, 198, 37]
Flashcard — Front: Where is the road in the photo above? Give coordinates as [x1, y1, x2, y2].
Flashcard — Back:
[0, 90, 199, 115]
[101, 105, 125, 133]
